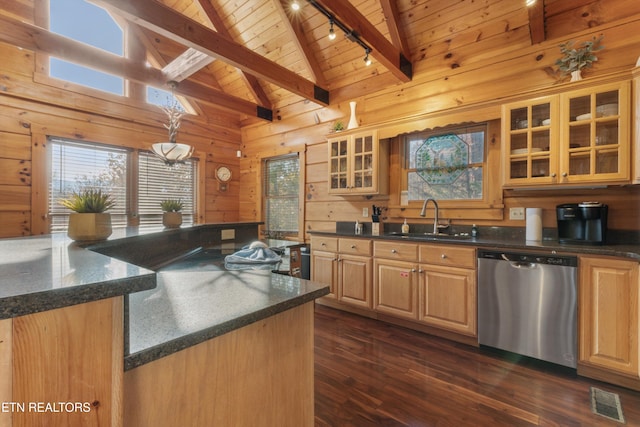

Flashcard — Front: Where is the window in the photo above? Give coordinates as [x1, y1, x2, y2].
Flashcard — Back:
[49, 0, 124, 95]
[404, 124, 486, 201]
[264, 155, 299, 235]
[49, 138, 128, 231]
[49, 138, 198, 232]
[138, 152, 196, 227]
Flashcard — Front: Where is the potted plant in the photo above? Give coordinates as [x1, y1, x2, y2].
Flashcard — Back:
[331, 120, 345, 133]
[555, 35, 604, 82]
[59, 188, 115, 241]
[160, 198, 184, 228]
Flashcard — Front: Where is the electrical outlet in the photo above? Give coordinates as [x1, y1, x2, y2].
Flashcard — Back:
[362, 207, 369, 217]
[509, 207, 525, 220]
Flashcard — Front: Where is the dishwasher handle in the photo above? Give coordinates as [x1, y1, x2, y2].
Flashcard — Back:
[478, 249, 577, 267]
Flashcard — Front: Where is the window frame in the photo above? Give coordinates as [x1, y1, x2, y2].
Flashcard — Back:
[395, 119, 503, 221]
[262, 154, 301, 237]
[48, 137, 199, 232]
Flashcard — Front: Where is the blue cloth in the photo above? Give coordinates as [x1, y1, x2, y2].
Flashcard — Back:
[224, 241, 282, 270]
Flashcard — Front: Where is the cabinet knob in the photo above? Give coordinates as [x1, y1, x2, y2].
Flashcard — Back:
[551, 173, 557, 178]
[562, 172, 568, 177]
[411, 268, 416, 273]
[321, 243, 326, 246]
[337, 258, 343, 262]
[441, 254, 447, 259]
[351, 245, 356, 249]
[419, 269, 424, 273]
[391, 249, 398, 253]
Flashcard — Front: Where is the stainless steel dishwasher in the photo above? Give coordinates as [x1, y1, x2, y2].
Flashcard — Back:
[477, 249, 578, 368]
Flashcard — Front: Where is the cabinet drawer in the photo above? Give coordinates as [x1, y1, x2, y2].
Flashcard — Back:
[339, 238, 372, 256]
[312, 236, 338, 252]
[374, 241, 418, 262]
[419, 244, 476, 269]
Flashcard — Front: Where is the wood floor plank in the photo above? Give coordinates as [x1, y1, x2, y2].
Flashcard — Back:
[314, 305, 640, 426]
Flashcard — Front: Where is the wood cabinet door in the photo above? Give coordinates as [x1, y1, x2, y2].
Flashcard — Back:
[338, 254, 372, 308]
[373, 259, 418, 320]
[579, 256, 639, 377]
[418, 264, 477, 336]
[312, 250, 337, 298]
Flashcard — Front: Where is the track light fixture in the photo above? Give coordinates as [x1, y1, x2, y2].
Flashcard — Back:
[328, 20, 336, 40]
[291, 0, 373, 66]
[364, 48, 372, 66]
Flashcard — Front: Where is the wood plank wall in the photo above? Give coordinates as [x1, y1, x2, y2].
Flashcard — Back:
[240, 1, 640, 241]
[0, 7, 242, 238]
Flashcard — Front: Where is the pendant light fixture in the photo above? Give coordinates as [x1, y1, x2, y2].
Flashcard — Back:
[151, 81, 194, 167]
[363, 48, 372, 66]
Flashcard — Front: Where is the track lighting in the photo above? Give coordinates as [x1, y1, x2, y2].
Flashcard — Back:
[328, 20, 336, 40]
[294, 0, 373, 67]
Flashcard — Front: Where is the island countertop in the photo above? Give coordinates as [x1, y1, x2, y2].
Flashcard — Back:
[0, 223, 329, 369]
[0, 233, 156, 319]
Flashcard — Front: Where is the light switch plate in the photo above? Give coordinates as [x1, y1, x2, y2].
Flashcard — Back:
[509, 207, 525, 220]
[362, 208, 369, 217]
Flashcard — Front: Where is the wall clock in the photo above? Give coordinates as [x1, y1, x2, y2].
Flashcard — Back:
[215, 166, 232, 191]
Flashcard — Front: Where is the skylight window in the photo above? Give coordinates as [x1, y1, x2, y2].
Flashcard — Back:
[49, 0, 124, 95]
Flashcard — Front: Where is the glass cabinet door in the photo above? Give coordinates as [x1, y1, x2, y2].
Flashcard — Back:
[503, 96, 557, 184]
[328, 137, 349, 191]
[351, 134, 375, 191]
[561, 82, 630, 183]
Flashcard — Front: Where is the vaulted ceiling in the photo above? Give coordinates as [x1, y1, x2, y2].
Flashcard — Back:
[0, 0, 624, 124]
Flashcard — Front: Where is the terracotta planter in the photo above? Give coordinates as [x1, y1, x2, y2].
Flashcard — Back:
[67, 213, 112, 242]
[162, 212, 183, 228]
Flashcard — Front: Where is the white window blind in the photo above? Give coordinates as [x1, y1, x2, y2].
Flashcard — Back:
[264, 155, 299, 235]
[138, 152, 196, 227]
[49, 138, 128, 232]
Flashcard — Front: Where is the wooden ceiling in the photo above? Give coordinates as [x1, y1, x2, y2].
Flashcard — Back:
[0, 0, 624, 123]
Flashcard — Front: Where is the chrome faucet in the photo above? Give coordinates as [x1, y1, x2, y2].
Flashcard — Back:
[420, 198, 439, 234]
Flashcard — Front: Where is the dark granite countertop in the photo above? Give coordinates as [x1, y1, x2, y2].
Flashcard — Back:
[309, 225, 640, 260]
[0, 233, 156, 319]
[0, 224, 328, 369]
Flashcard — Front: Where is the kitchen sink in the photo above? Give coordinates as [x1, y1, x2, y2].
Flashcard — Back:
[385, 232, 472, 240]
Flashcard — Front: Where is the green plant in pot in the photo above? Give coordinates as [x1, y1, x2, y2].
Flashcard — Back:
[160, 198, 183, 228]
[555, 35, 604, 82]
[59, 189, 115, 242]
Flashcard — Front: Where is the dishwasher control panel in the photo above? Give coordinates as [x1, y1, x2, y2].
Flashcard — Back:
[477, 249, 577, 267]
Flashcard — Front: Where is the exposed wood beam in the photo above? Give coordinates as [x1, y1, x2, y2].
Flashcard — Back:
[162, 48, 215, 82]
[90, 0, 330, 106]
[528, 0, 546, 44]
[275, 0, 326, 86]
[0, 14, 272, 121]
[194, 0, 272, 108]
[314, 0, 412, 82]
[379, 0, 411, 61]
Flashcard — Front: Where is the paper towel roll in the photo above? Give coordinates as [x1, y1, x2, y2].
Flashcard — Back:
[526, 208, 542, 241]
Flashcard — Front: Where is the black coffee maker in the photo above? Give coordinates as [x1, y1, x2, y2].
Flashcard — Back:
[556, 202, 608, 245]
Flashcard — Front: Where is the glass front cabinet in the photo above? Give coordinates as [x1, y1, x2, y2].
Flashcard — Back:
[503, 81, 630, 187]
[327, 130, 388, 195]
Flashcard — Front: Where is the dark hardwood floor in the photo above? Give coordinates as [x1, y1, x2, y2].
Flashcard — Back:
[313, 305, 640, 426]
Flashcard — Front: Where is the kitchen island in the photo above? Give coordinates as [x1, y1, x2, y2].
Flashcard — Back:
[0, 223, 328, 427]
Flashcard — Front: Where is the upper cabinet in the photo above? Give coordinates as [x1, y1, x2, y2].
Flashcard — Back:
[503, 81, 631, 187]
[327, 130, 389, 195]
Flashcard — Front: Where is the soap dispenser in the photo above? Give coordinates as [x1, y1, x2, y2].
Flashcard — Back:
[401, 219, 410, 234]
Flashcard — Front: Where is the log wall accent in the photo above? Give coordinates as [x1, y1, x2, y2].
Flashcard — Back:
[0, 39, 242, 237]
[240, 9, 640, 241]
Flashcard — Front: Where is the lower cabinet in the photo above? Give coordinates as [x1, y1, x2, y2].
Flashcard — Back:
[372, 241, 477, 338]
[418, 244, 477, 337]
[373, 258, 418, 319]
[579, 255, 640, 390]
[311, 236, 373, 309]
